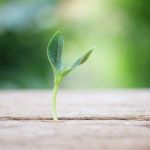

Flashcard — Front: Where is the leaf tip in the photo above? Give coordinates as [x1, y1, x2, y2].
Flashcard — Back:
[55, 30, 62, 35]
[86, 47, 95, 57]
[51, 31, 63, 41]
[90, 47, 96, 52]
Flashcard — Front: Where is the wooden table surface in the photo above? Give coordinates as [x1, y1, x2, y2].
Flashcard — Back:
[0, 90, 150, 150]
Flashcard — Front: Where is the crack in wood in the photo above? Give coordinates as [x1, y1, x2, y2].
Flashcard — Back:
[0, 115, 150, 121]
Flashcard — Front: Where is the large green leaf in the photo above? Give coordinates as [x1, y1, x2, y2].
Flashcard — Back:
[47, 31, 64, 72]
[62, 48, 94, 77]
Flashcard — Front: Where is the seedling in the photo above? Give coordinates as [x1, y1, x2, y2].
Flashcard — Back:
[47, 31, 94, 120]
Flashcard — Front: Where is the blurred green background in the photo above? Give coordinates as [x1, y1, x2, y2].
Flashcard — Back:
[0, 0, 150, 89]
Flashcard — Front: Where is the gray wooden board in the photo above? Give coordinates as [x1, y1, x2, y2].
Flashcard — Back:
[0, 120, 150, 150]
[0, 90, 150, 120]
[0, 90, 150, 150]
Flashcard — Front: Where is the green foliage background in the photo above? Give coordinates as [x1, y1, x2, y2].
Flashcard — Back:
[0, 0, 150, 89]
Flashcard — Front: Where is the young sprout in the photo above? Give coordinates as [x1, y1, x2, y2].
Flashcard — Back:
[47, 31, 94, 120]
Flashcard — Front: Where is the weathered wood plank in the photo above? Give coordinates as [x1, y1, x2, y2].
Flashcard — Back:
[0, 90, 150, 150]
[0, 90, 150, 120]
[0, 120, 150, 150]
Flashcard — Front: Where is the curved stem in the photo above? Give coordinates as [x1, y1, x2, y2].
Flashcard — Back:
[52, 75, 62, 121]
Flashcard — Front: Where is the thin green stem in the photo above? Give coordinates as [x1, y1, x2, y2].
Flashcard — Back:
[52, 75, 62, 121]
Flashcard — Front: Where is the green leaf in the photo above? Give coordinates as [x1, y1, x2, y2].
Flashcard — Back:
[62, 48, 94, 77]
[47, 31, 64, 72]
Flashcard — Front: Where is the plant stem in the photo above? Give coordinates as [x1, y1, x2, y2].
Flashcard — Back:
[52, 75, 62, 121]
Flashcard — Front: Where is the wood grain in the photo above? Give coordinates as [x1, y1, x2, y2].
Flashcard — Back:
[0, 90, 150, 150]
[0, 120, 150, 150]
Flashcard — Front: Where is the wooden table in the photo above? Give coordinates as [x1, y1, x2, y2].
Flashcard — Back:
[0, 90, 150, 150]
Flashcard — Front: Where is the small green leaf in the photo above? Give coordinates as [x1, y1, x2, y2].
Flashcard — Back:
[62, 48, 94, 77]
[47, 31, 64, 72]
